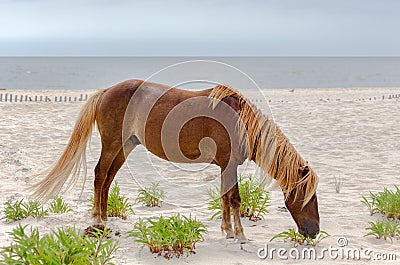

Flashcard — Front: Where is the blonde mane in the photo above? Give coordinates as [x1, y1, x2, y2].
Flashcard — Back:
[209, 85, 318, 206]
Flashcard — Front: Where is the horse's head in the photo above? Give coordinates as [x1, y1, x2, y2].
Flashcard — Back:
[284, 165, 320, 239]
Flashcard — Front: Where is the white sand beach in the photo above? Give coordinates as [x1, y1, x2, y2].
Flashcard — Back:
[1, 87, 400, 264]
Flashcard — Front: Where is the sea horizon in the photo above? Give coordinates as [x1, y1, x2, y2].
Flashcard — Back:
[1, 56, 400, 90]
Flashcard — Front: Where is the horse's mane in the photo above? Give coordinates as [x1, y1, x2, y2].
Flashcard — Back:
[209, 85, 318, 206]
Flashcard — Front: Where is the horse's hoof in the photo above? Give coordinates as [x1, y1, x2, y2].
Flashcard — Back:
[225, 231, 235, 239]
[92, 215, 103, 225]
[235, 234, 247, 244]
[238, 239, 247, 244]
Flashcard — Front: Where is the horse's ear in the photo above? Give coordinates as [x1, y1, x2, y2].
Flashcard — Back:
[299, 165, 310, 175]
[299, 165, 309, 170]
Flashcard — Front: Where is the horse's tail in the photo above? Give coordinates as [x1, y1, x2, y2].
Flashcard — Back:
[29, 89, 106, 202]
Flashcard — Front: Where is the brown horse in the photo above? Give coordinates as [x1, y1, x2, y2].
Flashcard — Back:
[30, 79, 320, 241]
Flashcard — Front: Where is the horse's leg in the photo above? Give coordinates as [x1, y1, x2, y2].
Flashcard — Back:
[93, 143, 121, 224]
[228, 183, 246, 242]
[221, 193, 234, 238]
[220, 163, 246, 242]
[100, 137, 138, 220]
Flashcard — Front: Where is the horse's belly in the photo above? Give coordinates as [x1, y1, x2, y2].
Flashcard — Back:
[143, 118, 218, 164]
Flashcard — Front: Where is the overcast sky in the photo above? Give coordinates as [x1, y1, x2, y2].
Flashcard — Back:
[0, 0, 399, 56]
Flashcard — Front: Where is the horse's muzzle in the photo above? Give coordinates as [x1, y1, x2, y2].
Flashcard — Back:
[299, 221, 320, 239]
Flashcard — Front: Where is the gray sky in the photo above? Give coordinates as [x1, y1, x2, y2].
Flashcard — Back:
[0, 0, 399, 56]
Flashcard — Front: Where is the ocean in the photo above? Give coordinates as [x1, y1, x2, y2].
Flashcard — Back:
[0, 57, 400, 90]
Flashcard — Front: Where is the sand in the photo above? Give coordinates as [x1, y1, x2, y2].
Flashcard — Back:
[1, 87, 400, 264]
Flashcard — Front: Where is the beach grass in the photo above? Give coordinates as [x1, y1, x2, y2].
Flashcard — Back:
[127, 214, 206, 259]
[364, 220, 400, 241]
[2, 199, 48, 222]
[334, 176, 343, 193]
[0, 224, 118, 264]
[48, 197, 72, 214]
[270, 228, 330, 247]
[361, 186, 400, 219]
[208, 175, 271, 221]
[88, 181, 134, 220]
[136, 183, 165, 207]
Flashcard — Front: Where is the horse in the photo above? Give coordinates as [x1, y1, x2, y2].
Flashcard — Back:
[30, 79, 320, 241]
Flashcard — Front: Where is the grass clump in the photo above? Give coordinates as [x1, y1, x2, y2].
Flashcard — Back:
[208, 175, 271, 221]
[334, 176, 342, 193]
[0, 224, 118, 264]
[364, 220, 400, 241]
[270, 228, 330, 247]
[107, 181, 134, 219]
[89, 181, 134, 220]
[361, 186, 400, 219]
[2, 199, 48, 222]
[239, 176, 271, 220]
[362, 186, 400, 241]
[48, 197, 72, 214]
[208, 188, 223, 220]
[136, 183, 165, 207]
[127, 214, 207, 259]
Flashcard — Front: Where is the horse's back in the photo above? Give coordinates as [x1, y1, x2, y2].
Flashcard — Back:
[96, 79, 243, 166]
